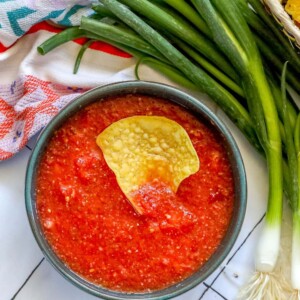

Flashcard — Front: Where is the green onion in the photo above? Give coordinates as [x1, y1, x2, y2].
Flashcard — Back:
[282, 64, 300, 297]
[92, 4, 116, 18]
[283, 65, 300, 294]
[161, 0, 211, 37]
[37, 25, 148, 60]
[118, 0, 239, 82]
[80, 16, 169, 63]
[281, 61, 298, 209]
[37, 27, 88, 55]
[73, 40, 95, 74]
[134, 57, 198, 91]
[254, 34, 300, 94]
[170, 36, 244, 98]
[266, 67, 298, 133]
[192, 0, 283, 296]
[230, 0, 300, 95]
[235, 0, 300, 69]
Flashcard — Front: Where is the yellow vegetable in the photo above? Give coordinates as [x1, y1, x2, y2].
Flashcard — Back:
[286, 0, 300, 24]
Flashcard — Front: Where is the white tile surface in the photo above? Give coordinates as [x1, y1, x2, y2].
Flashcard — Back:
[210, 218, 265, 300]
[0, 149, 43, 300]
[14, 259, 99, 300]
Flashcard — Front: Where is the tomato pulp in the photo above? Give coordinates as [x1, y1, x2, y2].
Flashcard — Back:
[36, 94, 234, 292]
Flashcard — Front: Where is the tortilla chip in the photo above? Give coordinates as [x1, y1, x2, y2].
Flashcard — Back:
[96, 116, 200, 213]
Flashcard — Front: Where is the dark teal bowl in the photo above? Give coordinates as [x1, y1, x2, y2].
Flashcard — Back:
[25, 81, 247, 300]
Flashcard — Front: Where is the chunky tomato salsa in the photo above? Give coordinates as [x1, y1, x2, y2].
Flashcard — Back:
[36, 94, 235, 292]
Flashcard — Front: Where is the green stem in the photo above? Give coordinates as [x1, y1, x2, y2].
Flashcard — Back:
[37, 27, 88, 55]
[92, 4, 116, 18]
[291, 211, 300, 289]
[235, 0, 299, 70]
[254, 34, 300, 94]
[118, 0, 239, 82]
[294, 113, 300, 210]
[162, 0, 211, 37]
[173, 37, 244, 97]
[38, 26, 145, 59]
[135, 57, 198, 91]
[266, 67, 298, 132]
[73, 40, 95, 74]
[80, 16, 168, 63]
[195, 0, 282, 271]
[281, 62, 298, 210]
[295, 114, 300, 153]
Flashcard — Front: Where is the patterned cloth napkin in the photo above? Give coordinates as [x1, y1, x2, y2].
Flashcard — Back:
[0, 0, 97, 47]
[0, 1, 141, 161]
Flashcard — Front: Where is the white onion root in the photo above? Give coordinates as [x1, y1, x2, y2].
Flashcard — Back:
[237, 272, 286, 300]
[289, 290, 300, 300]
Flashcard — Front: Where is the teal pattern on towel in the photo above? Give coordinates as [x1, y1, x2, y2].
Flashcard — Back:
[0, 0, 97, 47]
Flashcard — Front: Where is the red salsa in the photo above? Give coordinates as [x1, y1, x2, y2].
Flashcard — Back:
[36, 94, 235, 292]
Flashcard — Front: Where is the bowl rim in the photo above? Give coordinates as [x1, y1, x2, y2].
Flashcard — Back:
[25, 80, 247, 300]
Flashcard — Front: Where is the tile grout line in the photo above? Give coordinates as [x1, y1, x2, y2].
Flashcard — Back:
[11, 257, 45, 300]
[224, 213, 266, 267]
[198, 213, 265, 300]
[203, 282, 229, 300]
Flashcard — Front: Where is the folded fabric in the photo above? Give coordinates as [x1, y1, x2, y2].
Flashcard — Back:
[0, 0, 97, 47]
[0, 20, 138, 160]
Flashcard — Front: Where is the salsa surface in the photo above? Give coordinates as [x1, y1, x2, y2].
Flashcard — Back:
[36, 94, 235, 292]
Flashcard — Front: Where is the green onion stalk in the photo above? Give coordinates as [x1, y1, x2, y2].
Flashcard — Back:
[163, 0, 300, 95]
[73, 39, 95, 74]
[290, 111, 300, 298]
[80, 17, 169, 63]
[38, 23, 205, 92]
[161, 0, 211, 37]
[191, 0, 284, 298]
[254, 34, 300, 95]
[162, 0, 300, 96]
[163, 34, 245, 98]
[37, 26, 142, 61]
[117, 0, 239, 82]
[235, 0, 300, 75]
[134, 56, 199, 91]
[280, 63, 300, 299]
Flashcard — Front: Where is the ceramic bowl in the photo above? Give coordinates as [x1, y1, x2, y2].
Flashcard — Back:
[25, 81, 247, 300]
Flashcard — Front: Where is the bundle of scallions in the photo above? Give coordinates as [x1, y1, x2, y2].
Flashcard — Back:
[38, 0, 300, 298]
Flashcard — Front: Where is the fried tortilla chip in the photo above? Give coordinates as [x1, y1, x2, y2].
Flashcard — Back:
[96, 116, 200, 213]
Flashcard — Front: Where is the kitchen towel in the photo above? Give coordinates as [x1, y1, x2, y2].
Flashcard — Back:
[0, 2, 139, 160]
[0, 0, 97, 47]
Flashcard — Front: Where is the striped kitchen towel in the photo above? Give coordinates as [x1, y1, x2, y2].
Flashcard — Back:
[0, 0, 97, 47]
[0, 1, 137, 161]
